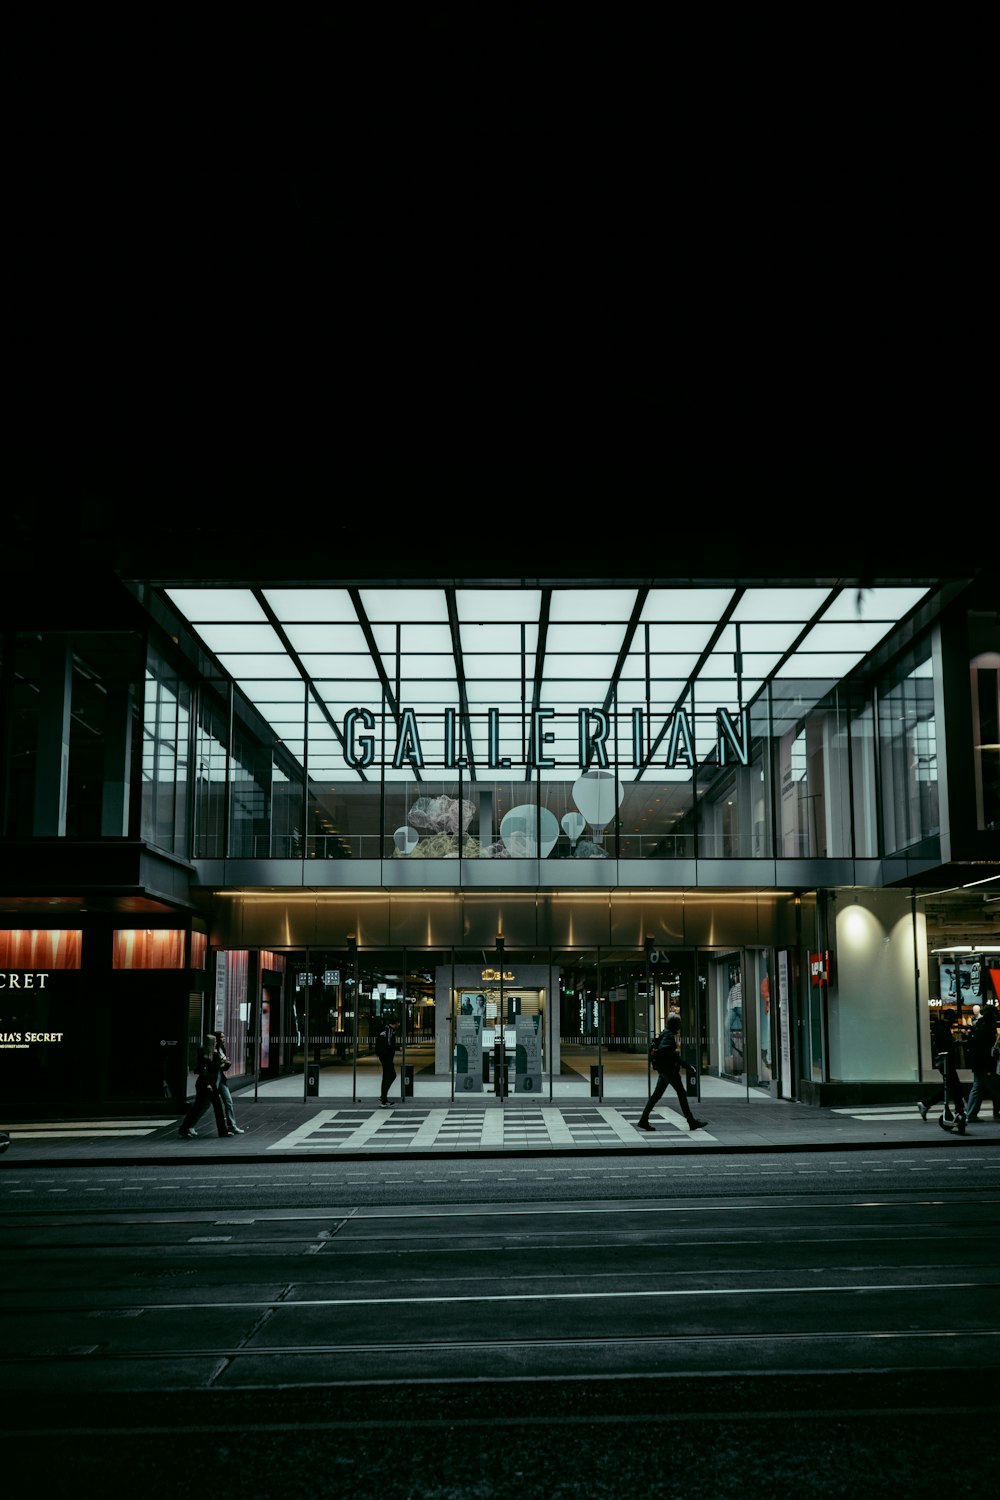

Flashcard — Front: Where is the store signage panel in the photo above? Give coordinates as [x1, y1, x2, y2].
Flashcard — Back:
[339, 705, 751, 771]
[0, 1031, 65, 1047]
[0, 968, 71, 1052]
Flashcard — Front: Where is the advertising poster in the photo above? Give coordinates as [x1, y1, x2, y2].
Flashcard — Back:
[777, 951, 791, 1097]
[456, 993, 486, 1091]
[938, 953, 1000, 1006]
[515, 1013, 542, 1093]
[214, 951, 227, 1030]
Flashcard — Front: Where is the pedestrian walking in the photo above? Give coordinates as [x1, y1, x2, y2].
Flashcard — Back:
[964, 1003, 999, 1123]
[636, 1013, 707, 1133]
[374, 1019, 398, 1107]
[178, 1033, 229, 1138]
[213, 1030, 245, 1134]
[917, 1008, 966, 1123]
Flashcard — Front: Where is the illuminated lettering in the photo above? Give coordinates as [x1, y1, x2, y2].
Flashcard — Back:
[488, 708, 510, 769]
[331, 703, 756, 773]
[531, 708, 556, 768]
[344, 708, 375, 769]
[665, 709, 696, 769]
[443, 707, 467, 769]
[393, 708, 425, 771]
[632, 708, 645, 766]
[717, 707, 750, 767]
[578, 708, 610, 769]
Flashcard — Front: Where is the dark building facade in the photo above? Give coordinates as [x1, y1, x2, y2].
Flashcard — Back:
[2, 551, 998, 1114]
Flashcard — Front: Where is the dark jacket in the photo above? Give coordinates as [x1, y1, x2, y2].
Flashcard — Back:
[375, 1027, 397, 1064]
[930, 1015, 957, 1062]
[196, 1047, 223, 1091]
[651, 1025, 681, 1076]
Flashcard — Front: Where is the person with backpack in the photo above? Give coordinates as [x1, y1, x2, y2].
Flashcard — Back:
[374, 1020, 398, 1107]
[636, 1012, 707, 1133]
[964, 1003, 999, 1123]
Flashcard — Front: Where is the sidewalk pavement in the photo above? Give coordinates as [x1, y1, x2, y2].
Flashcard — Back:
[2, 1089, 998, 1165]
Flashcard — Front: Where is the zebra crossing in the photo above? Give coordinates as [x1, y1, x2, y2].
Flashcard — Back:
[269, 1104, 712, 1151]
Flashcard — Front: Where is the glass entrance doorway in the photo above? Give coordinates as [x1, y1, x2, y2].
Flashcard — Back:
[446, 953, 548, 1097]
[229, 942, 776, 1103]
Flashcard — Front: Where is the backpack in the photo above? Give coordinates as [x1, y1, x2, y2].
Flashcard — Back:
[650, 1031, 675, 1071]
[375, 1028, 392, 1061]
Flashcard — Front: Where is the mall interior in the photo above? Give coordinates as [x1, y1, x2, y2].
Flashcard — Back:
[1, 548, 998, 1115]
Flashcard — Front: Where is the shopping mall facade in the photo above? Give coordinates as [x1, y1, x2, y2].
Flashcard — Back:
[1, 560, 998, 1114]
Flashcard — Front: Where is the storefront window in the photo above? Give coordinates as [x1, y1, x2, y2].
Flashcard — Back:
[878, 647, 938, 854]
[113, 929, 186, 968]
[141, 644, 191, 856]
[0, 929, 82, 967]
[193, 677, 229, 858]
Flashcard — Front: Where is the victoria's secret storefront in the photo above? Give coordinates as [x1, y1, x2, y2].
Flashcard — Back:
[0, 925, 208, 1109]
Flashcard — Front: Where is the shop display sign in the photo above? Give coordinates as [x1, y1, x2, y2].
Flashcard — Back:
[0, 969, 66, 1053]
[456, 993, 486, 1092]
[514, 1014, 542, 1093]
[340, 704, 750, 771]
[938, 953, 1000, 1004]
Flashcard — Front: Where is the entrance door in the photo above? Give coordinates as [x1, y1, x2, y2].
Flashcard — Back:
[699, 948, 772, 1100]
[448, 950, 549, 1099]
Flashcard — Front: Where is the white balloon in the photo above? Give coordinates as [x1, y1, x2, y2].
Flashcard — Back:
[500, 804, 560, 857]
[571, 770, 623, 831]
[393, 825, 419, 854]
[561, 811, 586, 843]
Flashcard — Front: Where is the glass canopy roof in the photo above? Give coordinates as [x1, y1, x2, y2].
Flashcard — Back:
[162, 582, 931, 782]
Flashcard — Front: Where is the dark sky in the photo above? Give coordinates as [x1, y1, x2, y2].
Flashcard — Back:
[5, 13, 990, 582]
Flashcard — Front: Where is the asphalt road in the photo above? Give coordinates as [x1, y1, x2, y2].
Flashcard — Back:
[2, 1150, 998, 1498]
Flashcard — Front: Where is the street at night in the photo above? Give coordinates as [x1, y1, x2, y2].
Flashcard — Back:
[2, 1147, 998, 1497]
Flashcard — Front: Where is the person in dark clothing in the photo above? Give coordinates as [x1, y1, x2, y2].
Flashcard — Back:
[213, 1030, 245, 1134]
[964, 1004, 999, 1123]
[178, 1034, 229, 1138]
[636, 1013, 707, 1133]
[917, 1008, 966, 1123]
[374, 1021, 398, 1107]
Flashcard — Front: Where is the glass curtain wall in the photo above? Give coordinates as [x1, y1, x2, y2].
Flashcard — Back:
[193, 671, 230, 858]
[3, 630, 143, 840]
[187, 667, 892, 868]
[141, 642, 192, 854]
[192, 688, 880, 866]
[878, 644, 938, 854]
[206, 943, 791, 1104]
[4, 582, 943, 865]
